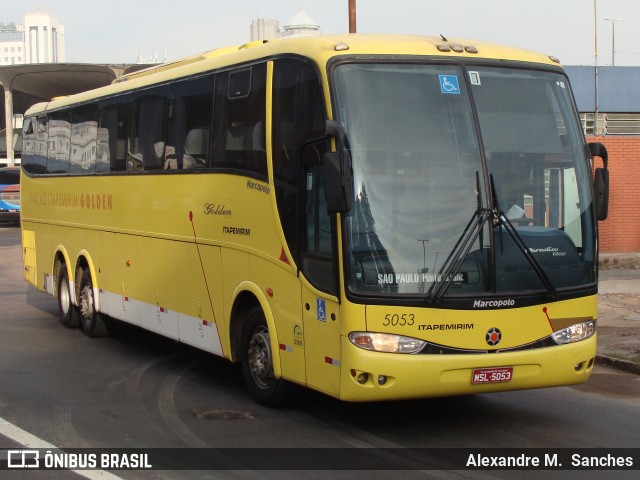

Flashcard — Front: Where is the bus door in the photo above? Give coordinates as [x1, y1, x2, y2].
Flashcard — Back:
[299, 140, 342, 396]
[270, 57, 339, 394]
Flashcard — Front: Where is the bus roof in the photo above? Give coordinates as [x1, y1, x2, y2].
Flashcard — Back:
[25, 34, 561, 116]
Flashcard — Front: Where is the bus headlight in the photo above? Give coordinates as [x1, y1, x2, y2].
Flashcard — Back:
[551, 320, 596, 345]
[348, 332, 426, 353]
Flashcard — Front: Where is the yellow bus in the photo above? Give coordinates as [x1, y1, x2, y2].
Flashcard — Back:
[21, 34, 610, 406]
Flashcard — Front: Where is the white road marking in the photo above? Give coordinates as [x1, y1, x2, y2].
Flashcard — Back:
[0, 415, 124, 479]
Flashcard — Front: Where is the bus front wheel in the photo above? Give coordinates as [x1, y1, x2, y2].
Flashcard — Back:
[57, 264, 79, 328]
[240, 306, 296, 407]
[78, 269, 108, 338]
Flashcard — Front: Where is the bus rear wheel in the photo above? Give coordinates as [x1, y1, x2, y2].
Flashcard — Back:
[78, 269, 108, 338]
[57, 264, 79, 328]
[240, 306, 296, 407]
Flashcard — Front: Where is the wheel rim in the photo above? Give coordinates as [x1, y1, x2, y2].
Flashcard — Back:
[247, 327, 274, 389]
[59, 279, 70, 316]
[80, 284, 94, 323]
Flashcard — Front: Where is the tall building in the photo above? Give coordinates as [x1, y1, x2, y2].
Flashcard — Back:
[0, 5, 64, 66]
[250, 18, 281, 42]
[250, 9, 320, 42]
[24, 7, 65, 64]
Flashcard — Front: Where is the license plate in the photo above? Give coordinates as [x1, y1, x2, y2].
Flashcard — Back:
[471, 367, 513, 385]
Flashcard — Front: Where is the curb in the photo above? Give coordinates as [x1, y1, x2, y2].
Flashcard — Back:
[595, 354, 640, 376]
[598, 253, 640, 270]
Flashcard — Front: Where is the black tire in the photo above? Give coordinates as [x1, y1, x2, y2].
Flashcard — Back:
[57, 264, 79, 328]
[240, 306, 297, 407]
[78, 269, 108, 338]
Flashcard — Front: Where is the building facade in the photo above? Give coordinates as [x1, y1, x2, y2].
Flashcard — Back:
[562, 67, 640, 253]
[586, 136, 640, 253]
[0, 7, 64, 66]
[0, 23, 24, 66]
[250, 10, 320, 42]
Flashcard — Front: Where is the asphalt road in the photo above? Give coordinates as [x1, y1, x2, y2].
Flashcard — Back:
[0, 223, 638, 479]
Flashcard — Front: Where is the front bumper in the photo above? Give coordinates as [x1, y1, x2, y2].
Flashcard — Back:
[338, 334, 596, 402]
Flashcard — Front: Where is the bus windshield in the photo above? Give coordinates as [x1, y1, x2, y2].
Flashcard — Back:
[333, 63, 596, 298]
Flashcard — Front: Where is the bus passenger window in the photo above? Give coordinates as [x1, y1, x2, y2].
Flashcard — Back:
[47, 110, 71, 174]
[128, 87, 168, 172]
[22, 117, 48, 175]
[168, 75, 214, 169]
[98, 96, 130, 172]
[70, 104, 98, 174]
[212, 64, 267, 177]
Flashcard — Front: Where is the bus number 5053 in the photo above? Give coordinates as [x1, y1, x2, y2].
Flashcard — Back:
[383, 314, 415, 327]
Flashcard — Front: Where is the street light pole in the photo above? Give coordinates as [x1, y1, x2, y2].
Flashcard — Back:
[604, 17, 622, 66]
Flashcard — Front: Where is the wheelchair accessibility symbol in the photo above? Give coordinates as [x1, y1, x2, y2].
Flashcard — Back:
[439, 75, 460, 94]
[316, 298, 327, 322]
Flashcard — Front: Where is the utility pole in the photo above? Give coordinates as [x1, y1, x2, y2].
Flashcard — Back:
[349, 0, 357, 33]
[594, 0, 598, 117]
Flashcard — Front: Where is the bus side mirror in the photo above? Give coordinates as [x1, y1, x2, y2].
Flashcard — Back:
[323, 120, 353, 213]
[589, 142, 609, 221]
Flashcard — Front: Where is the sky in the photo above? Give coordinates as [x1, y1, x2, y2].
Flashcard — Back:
[3, 1, 640, 66]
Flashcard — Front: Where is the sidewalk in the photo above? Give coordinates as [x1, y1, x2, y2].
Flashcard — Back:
[597, 254, 640, 375]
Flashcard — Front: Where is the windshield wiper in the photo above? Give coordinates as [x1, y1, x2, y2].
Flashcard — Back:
[489, 174, 558, 299]
[426, 173, 558, 303]
[426, 172, 489, 304]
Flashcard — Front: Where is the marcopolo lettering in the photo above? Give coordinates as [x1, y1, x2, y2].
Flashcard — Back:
[246, 179, 270, 194]
[473, 299, 516, 309]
